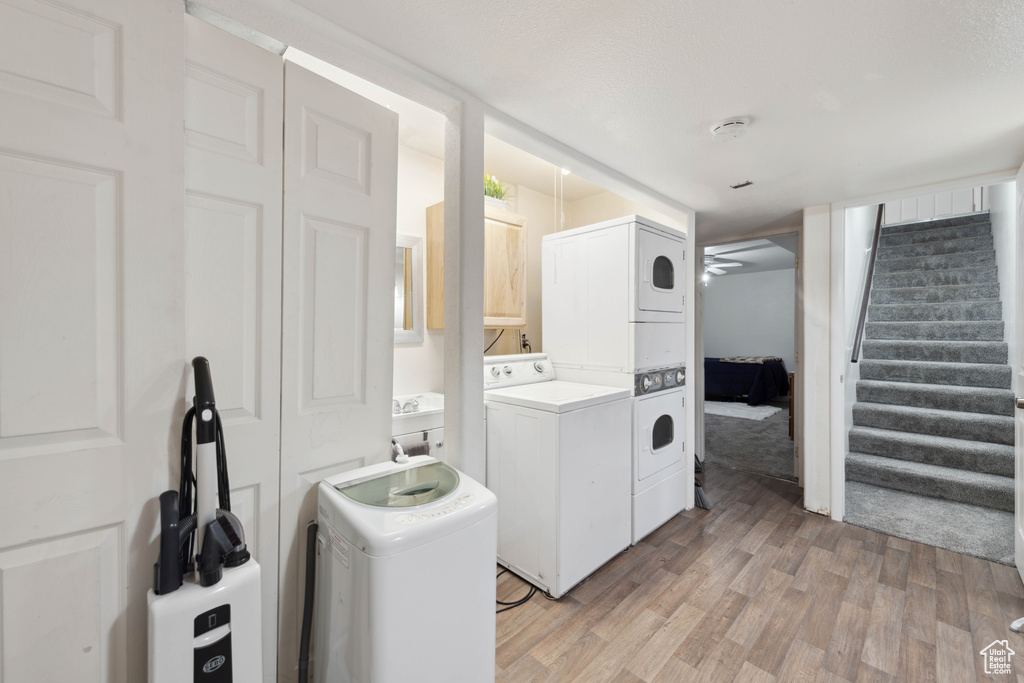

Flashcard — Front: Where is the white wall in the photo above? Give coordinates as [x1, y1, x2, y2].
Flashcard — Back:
[842, 204, 878, 451]
[702, 269, 796, 371]
[805, 204, 833, 517]
[567, 189, 679, 231]
[393, 144, 445, 395]
[989, 181, 1017, 374]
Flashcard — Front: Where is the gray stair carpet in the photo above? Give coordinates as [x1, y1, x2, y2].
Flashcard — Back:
[844, 212, 1016, 564]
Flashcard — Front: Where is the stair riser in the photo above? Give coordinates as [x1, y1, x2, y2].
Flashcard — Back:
[877, 236, 993, 261]
[868, 301, 1002, 322]
[845, 459, 1013, 512]
[861, 341, 1008, 364]
[858, 361, 1011, 389]
[881, 214, 990, 235]
[849, 430, 1013, 477]
[870, 283, 1000, 304]
[873, 267, 997, 289]
[879, 223, 992, 247]
[865, 321, 1004, 341]
[856, 382, 1014, 416]
[874, 250, 995, 274]
[852, 406, 1014, 445]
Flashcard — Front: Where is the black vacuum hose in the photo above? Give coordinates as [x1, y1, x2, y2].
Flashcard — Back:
[298, 520, 318, 682]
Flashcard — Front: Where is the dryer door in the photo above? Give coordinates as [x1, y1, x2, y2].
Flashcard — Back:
[635, 390, 685, 481]
[637, 227, 685, 314]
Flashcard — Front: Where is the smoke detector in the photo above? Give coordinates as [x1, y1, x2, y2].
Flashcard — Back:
[710, 117, 750, 142]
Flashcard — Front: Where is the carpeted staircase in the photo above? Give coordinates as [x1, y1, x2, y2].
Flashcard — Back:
[844, 212, 1017, 564]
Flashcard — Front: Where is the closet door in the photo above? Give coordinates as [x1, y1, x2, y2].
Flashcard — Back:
[184, 16, 284, 681]
[278, 61, 399, 682]
[0, 1, 183, 681]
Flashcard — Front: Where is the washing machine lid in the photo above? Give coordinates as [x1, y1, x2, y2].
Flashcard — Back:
[319, 458, 497, 557]
[336, 461, 459, 508]
[485, 380, 629, 413]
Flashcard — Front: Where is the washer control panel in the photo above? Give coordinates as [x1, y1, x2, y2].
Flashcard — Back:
[634, 365, 686, 395]
[395, 494, 474, 524]
[483, 353, 555, 389]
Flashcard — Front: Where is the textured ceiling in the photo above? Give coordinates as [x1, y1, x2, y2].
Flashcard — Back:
[291, 0, 1024, 240]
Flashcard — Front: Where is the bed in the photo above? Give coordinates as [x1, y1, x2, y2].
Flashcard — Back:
[704, 357, 790, 406]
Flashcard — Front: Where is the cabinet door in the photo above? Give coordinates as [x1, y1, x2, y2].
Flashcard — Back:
[484, 210, 527, 327]
[426, 202, 527, 329]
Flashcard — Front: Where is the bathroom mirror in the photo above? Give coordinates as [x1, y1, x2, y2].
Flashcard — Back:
[394, 235, 424, 343]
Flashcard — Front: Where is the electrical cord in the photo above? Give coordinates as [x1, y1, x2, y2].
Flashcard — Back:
[484, 329, 505, 353]
[179, 407, 197, 571]
[497, 585, 536, 613]
[178, 404, 232, 572]
[495, 566, 537, 613]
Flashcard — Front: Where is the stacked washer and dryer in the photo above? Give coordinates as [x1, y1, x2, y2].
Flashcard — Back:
[543, 215, 689, 544]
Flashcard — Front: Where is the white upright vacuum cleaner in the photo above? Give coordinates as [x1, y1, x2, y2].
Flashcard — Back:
[148, 357, 262, 682]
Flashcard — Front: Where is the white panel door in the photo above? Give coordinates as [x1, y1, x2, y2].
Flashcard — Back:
[184, 16, 283, 681]
[0, 1, 183, 681]
[278, 61, 398, 682]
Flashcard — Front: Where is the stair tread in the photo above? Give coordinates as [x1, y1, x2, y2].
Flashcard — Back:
[871, 282, 999, 296]
[875, 249, 996, 273]
[881, 214, 990, 235]
[849, 425, 1014, 454]
[853, 402, 1014, 425]
[844, 481, 1013, 565]
[853, 402, 1014, 445]
[847, 451, 1013, 483]
[857, 378, 1015, 396]
[859, 358, 1009, 371]
[876, 235, 994, 259]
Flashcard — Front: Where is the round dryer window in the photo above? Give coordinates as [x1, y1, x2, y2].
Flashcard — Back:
[336, 461, 460, 507]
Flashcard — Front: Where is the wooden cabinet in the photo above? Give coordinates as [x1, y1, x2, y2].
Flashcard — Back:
[426, 201, 527, 329]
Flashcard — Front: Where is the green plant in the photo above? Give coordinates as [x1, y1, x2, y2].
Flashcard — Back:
[484, 174, 513, 200]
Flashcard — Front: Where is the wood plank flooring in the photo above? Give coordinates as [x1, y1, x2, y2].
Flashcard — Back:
[494, 463, 1024, 682]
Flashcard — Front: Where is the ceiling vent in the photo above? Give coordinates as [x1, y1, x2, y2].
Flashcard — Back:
[710, 117, 750, 142]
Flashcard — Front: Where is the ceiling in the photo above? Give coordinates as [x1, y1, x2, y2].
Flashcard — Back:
[704, 235, 797, 278]
[280, 0, 1024, 242]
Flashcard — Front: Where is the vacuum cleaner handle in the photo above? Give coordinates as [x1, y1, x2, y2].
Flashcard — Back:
[191, 356, 217, 445]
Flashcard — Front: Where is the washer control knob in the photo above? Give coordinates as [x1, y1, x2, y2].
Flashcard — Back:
[533, 361, 545, 373]
[502, 365, 512, 375]
[675, 369, 685, 385]
[490, 366, 500, 377]
[641, 374, 652, 392]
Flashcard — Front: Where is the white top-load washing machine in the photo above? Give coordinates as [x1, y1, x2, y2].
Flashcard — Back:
[315, 456, 497, 683]
[542, 216, 689, 543]
[483, 353, 631, 598]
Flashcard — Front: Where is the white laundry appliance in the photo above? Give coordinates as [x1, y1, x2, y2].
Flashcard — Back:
[542, 216, 689, 543]
[483, 353, 631, 598]
[315, 456, 497, 683]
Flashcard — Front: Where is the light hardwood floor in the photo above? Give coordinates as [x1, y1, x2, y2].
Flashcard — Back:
[494, 463, 1024, 682]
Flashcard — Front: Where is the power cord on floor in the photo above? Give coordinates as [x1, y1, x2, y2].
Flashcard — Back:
[495, 567, 537, 613]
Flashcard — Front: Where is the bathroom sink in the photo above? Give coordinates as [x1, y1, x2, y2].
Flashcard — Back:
[392, 392, 444, 435]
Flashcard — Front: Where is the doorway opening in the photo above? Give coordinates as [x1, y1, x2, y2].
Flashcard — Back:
[699, 234, 798, 483]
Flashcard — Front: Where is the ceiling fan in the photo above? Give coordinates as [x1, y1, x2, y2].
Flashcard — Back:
[703, 254, 743, 276]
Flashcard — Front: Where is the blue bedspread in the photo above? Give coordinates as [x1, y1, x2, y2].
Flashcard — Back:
[704, 358, 790, 406]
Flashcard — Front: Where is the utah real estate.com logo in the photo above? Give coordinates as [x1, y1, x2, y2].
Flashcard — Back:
[980, 640, 1016, 675]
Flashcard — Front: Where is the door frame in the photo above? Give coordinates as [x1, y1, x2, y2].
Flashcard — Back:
[826, 169, 1017, 522]
[694, 231, 801, 485]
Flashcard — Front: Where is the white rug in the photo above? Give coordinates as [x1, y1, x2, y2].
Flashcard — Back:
[704, 401, 782, 421]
